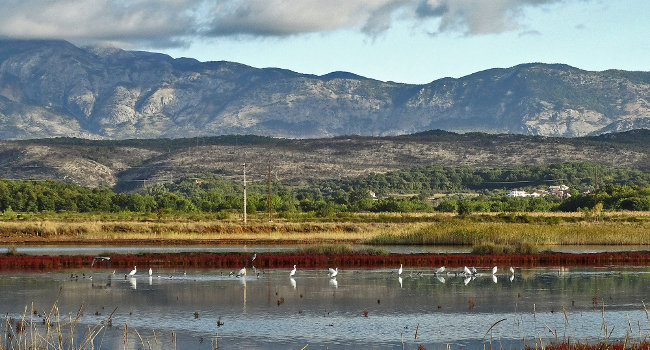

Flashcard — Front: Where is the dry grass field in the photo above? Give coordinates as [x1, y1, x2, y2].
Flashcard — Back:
[1, 211, 649, 247]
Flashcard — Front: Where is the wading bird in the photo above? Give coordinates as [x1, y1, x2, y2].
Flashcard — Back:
[149, 268, 152, 276]
[290, 265, 296, 277]
[328, 267, 338, 278]
[398, 264, 403, 276]
[435, 266, 446, 274]
[492, 266, 498, 275]
[248, 253, 257, 266]
[90, 256, 111, 268]
[129, 266, 137, 276]
[510, 266, 515, 274]
[463, 266, 472, 276]
[236, 267, 246, 277]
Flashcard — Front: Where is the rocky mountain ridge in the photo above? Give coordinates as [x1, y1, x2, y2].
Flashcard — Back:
[0, 39, 648, 139]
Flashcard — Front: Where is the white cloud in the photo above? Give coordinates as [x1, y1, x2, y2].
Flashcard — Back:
[0, 0, 582, 47]
[0, 0, 199, 48]
[205, 0, 569, 37]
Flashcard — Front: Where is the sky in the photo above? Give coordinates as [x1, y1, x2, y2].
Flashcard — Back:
[0, 0, 648, 84]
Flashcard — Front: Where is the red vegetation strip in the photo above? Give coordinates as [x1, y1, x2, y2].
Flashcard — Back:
[3, 251, 650, 271]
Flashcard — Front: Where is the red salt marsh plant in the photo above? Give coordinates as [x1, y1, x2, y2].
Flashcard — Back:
[4, 251, 650, 271]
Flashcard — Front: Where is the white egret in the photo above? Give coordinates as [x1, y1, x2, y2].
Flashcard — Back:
[328, 267, 338, 277]
[149, 268, 152, 276]
[435, 266, 446, 274]
[463, 266, 472, 276]
[236, 267, 246, 277]
[471, 266, 477, 275]
[289, 265, 296, 277]
[129, 266, 137, 276]
[398, 264, 403, 276]
[510, 266, 515, 274]
[492, 266, 498, 275]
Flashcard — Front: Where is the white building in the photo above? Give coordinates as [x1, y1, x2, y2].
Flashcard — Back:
[508, 190, 529, 197]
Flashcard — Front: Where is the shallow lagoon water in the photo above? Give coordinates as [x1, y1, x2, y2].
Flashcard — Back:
[2, 266, 650, 349]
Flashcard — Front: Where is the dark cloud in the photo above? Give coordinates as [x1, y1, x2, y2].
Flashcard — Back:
[0, 0, 585, 47]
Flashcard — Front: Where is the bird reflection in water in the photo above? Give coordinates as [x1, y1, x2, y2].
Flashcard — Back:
[329, 278, 338, 289]
[129, 277, 137, 290]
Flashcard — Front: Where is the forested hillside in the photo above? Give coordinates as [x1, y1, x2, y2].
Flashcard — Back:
[1, 162, 648, 215]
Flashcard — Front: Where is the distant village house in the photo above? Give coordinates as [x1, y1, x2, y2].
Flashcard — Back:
[507, 185, 570, 198]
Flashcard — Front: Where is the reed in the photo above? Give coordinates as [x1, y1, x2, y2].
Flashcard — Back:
[367, 220, 650, 246]
[1, 301, 105, 350]
[0, 212, 648, 247]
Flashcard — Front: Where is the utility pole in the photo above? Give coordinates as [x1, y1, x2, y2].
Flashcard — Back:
[243, 163, 247, 224]
[267, 164, 272, 222]
[593, 167, 599, 204]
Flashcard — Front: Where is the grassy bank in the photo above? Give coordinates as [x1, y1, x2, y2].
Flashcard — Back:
[0, 212, 649, 247]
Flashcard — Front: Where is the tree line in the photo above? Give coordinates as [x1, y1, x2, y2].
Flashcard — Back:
[0, 162, 648, 215]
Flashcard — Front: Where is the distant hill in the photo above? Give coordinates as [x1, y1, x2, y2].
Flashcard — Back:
[0, 130, 648, 190]
[0, 39, 648, 139]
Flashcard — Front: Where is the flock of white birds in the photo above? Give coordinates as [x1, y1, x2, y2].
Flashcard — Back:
[119, 256, 517, 287]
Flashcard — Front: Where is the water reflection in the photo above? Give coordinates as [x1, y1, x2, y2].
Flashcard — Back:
[2, 267, 650, 349]
[463, 276, 472, 285]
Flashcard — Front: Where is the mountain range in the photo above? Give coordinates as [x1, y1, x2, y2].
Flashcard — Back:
[0, 39, 648, 139]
